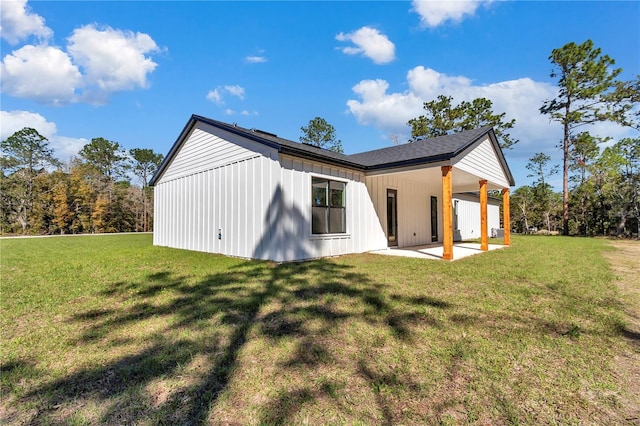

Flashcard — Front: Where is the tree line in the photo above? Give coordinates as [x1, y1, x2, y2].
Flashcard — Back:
[2, 39, 637, 237]
[1, 128, 163, 235]
[405, 39, 638, 238]
[512, 40, 638, 237]
[512, 136, 639, 236]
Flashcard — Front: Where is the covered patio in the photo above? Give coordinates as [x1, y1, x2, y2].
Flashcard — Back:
[361, 129, 514, 261]
[370, 242, 507, 261]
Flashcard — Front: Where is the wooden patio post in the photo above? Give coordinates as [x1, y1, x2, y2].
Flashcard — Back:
[480, 179, 488, 251]
[442, 166, 453, 260]
[502, 188, 511, 246]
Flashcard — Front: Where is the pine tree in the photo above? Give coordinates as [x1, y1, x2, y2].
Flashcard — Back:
[300, 117, 344, 153]
[540, 39, 638, 235]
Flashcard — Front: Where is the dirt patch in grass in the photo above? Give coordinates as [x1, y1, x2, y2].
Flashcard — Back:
[603, 239, 640, 424]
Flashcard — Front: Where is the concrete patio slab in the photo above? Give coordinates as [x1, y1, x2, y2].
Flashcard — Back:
[370, 243, 506, 261]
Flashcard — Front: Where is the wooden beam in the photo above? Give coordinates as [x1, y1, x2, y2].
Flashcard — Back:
[442, 166, 453, 260]
[480, 179, 488, 251]
[502, 188, 511, 246]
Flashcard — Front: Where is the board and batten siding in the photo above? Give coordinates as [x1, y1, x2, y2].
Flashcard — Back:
[276, 155, 387, 261]
[153, 127, 388, 261]
[159, 122, 276, 182]
[365, 173, 443, 248]
[453, 194, 500, 241]
[153, 121, 282, 260]
[153, 154, 282, 259]
[454, 137, 511, 189]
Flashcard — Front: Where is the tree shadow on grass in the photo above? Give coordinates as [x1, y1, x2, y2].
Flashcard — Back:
[16, 258, 451, 425]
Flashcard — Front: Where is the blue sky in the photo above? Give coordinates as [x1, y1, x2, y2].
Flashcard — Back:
[1, 0, 638, 189]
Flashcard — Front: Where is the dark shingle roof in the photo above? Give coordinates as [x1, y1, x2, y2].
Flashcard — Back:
[150, 115, 515, 186]
[192, 115, 364, 169]
[348, 126, 493, 169]
[192, 115, 493, 169]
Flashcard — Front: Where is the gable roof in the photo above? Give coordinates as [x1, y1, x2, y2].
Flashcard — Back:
[349, 126, 493, 169]
[150, 114, 515, 186]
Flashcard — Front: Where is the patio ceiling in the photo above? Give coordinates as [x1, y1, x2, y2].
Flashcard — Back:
[366, 165, 506, 192]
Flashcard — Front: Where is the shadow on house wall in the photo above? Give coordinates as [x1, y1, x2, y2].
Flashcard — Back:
[254, 184, 311, 262]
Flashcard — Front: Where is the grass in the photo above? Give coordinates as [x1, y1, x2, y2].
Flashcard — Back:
[0, 234, 633, 424]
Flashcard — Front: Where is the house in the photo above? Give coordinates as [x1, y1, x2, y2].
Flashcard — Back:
[149, 115, 515, 262]
[452, 193, 502, 241]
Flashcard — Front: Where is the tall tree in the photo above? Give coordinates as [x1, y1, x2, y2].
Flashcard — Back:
[130, 148, 164, 187]
[569, 132, 601, 235]
[78, 137, 129, 181]
[570, 132, 601, 185]
[540, 39, 637, 235]
[526, 152, 558, 189]
[526, 153, 559, 231]
[598, 138, 640, 237]
[511, 185, 535, 233]
[407, 95, 518, 149]
[300, 117, 344, 153]
[68, 160, 98, 233]
[607, 77, 640, 130]
[130, 148, 164, 231]
[52, 172, 72, 235]
[92, 194, 110, 233]
[0, 128, 60, 233]
[78, 137, 129, 229]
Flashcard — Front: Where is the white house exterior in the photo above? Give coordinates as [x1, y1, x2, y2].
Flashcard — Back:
[150, 115, 515, 262]
[452, 193, 501, 241]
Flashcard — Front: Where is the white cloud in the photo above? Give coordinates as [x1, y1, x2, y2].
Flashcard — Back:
[206, 88, 223, 105]
[246, 55, 267, 63]
[0, 0, 52, 44]
[0, 45, 82, 105]
[222, 108, 257, 117]
[1, 110, 57, 140]
[1, 110, 88, 161]
[207, 85, 246, 105]
[346, 66, 636, 164]
[67, 24, 160, 92]
[336, 26, 395, 64]
[346, 66, 557, 155]
[224, 85, 245, 100]
[347, 79, 421, 129]
[52, 135, 89, 162]
[1, 14, 163, 105]
[411, 0, 492, 28]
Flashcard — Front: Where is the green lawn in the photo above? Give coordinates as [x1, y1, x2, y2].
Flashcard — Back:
[0, 234, 632, 424]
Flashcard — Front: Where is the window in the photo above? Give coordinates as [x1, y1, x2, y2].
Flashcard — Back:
[312, 177, 346, 234]
[430, 196, 438, 242]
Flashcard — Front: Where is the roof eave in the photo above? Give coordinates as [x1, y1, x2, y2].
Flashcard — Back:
[450, 127, 516, 187]
[201, 115, 364, 170]
[487, 129, 516, 187]
[149, 115, 199, 186]
[363, 153, 455, 172]
[149, 115, 365, 186]
[279, 146, 365, 170]
[150, 117, 515, 188]
[191, 115, 282, 150]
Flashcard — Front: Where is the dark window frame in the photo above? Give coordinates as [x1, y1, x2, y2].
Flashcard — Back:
[430, 196, 438, 242]
[311, 177, 346, 235]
